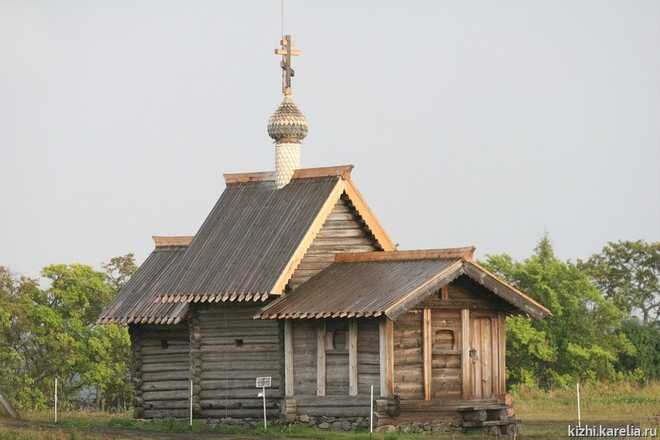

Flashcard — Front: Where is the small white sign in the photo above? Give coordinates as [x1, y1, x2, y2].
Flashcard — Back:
[256, 376, 272, 388]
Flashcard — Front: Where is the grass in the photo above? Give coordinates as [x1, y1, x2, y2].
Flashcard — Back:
[1, 382, 658, 439]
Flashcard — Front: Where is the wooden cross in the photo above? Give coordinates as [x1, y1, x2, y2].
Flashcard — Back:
[274, 34, 301, 96]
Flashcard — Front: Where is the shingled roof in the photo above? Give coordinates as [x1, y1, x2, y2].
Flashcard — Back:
[155, 165, 394, 304]
[256, 249, 552, 320]
[97, 237, 191, 325]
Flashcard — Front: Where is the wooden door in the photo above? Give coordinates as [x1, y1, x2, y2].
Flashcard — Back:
[469, 317, 495, 399]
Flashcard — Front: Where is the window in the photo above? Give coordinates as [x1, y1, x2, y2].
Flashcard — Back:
[325, 330, 348, 351]
[160, 339, 169, 349]
[435, 329, 456, 351]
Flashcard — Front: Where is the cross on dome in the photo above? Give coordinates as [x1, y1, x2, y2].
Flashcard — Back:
[275, 35, 301, 96]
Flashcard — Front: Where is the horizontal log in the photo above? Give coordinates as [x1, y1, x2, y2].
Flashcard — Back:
[141, 362, 189, 373]
[200, 369, 280, 380]
[142, 380, 190, 391]
[200, 344, 278, 353]
[141, 354, 189, 364]
[200, 399, 279, 410]
[141, 347, 189, 356]
[143, 390, 189, 401]
[202, 378, 281, 390]
[200, 389, 276, 399]
[200, 408, 281, 418]
[142, 369, 190, 382]
[200, 335, 279, 345]
[144, 409, 189, 418]
[142, 400, 190, 409]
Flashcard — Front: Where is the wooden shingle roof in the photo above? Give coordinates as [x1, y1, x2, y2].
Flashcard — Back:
[155, 166, 394, 304]
[97, 238, 191, 325]
[256, 249, 552, 320]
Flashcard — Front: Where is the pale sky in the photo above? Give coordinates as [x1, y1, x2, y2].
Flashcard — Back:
[2, 1, 659, 277]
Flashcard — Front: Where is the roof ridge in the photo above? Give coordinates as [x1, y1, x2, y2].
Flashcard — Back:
[152, 236, 193, 248]
[223, 165, 353, 185]
[334, 247, 476, 263]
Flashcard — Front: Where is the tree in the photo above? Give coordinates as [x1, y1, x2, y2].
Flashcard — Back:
[103, 253, 138, 292]
[483, 235, 633, 387]
[578, 240, 660, 324]
[0, 261, 133, 410]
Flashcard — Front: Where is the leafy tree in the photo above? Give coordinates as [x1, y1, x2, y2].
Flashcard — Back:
[0, 261, 133, 410]
[483, 235, 633, 387]
[616, 319, 660, 382]
[103, 254, 137, 292]
[578, 240, 660, 324]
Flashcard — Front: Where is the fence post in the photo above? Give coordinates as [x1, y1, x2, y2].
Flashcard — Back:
[370, 385, 374, 433]
[189, 379, 193, 428]
[576, 381, 581, 426]
[54, 378, 58, 424]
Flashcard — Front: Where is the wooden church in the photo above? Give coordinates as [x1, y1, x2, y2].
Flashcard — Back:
[98, 35, 550, 429]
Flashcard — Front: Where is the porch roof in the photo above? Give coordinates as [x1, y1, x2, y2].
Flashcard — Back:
[255, 249, 551, 320]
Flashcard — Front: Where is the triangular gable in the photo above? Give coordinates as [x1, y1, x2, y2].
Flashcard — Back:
[273, 178, 396, 293]
[385, 260, 551, 320]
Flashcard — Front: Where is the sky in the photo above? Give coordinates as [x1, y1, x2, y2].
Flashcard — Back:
[1, 1, 659, 277]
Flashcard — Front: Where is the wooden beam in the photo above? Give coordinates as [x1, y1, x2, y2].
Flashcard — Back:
[348, 319, 358, 396]
[316, 321, 326, 396]
[342, 179, 396, 251]
[385, 319, 394, 396]
[423, 308, 432, 401]
[271, 179, 345, 293]
[336, 247, 476, 263]
[441, 286, 449, 301]
[152, 236, 193, 248]
[223, 165, 354, 184]
[499, 313, 506, 396]
[461, 309, 470, 400]
[284, 320, 294, 397]
[385, 261, 464, 320]
[463, 261, 551, 319]
[379, 319, 388, 397]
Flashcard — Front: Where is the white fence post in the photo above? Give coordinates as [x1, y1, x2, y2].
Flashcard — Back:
[370, 385, 374, 433]
[189, 379, 193, 427]
[54, 378, 58, 424]
[576, 381, 581, 426]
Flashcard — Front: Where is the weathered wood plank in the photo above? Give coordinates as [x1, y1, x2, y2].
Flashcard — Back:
[317, 321, 326, 396]
[422, 308, 432, 401]
[482, 319, 492, 398]
[284, 320, 294, 397]
[461, 309, 470, 400]
[348, 319, 358, 396]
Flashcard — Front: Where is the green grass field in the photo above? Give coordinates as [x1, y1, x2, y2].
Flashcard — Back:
[1, 382, 658, 439]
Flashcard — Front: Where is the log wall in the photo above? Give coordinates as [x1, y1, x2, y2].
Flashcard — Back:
[390, 277, 510, 422]
[287, 194, 380, 290]
[289, 318, 382, 417]
[196, 304, 282, 418]
[133, 323, 191, 419]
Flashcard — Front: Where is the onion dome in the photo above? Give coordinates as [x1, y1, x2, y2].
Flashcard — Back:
[267, 95, 308, 144]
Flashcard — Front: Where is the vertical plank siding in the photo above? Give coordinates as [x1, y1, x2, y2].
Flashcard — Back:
[198, 305, 282, 418]
[357, 320, 380, 396]
[287, 195, 380, 290]
[137, 323, 191, 419]
[292, 320, 316, 396]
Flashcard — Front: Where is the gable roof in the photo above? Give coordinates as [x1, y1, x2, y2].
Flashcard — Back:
[156, 165, 395, 304]
[97, 237, 191, 325]
[255, 249, 552, 320]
